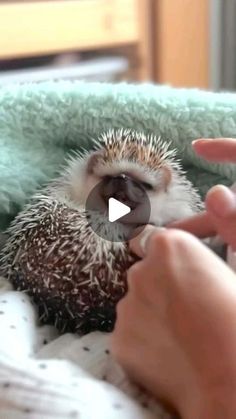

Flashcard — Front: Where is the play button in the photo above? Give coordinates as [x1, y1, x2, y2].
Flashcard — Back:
[85, 174, 151, 242]
[108, 198, 131, 222]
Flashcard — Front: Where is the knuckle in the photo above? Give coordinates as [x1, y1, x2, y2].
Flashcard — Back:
[115, 294, 135, 325]
[115, 296, 127, 318]
[127, 259, 141, 278]
[127, 261, 145, 293]
[115, 289, 141, 327]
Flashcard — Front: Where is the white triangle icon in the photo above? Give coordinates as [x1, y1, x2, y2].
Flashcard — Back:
[108, 198, 131, 223]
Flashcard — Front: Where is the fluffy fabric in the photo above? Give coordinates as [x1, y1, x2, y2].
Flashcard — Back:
[0, 81, 235, 231]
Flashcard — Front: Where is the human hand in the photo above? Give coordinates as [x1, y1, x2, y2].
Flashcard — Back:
[111, 227, 236, 419]
[168, 138, 236, 250]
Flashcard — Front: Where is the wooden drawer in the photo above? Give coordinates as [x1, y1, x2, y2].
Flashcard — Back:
[0, 0, 140, 59]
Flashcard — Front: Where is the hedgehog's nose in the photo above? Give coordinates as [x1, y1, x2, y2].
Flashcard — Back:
[101, 174, 145, 209]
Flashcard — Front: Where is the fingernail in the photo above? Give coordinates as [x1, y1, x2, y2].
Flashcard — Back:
[130, 225, 166, 258]
[192, 138, 212, 145]
[139, 226, 166, 254]
[206, 185, 236, 217]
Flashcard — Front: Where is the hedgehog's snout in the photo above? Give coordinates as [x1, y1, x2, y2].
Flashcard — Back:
[101, 174, 145, 210]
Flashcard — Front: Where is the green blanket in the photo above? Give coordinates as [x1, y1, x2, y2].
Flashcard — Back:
[0, 81, 236, 231]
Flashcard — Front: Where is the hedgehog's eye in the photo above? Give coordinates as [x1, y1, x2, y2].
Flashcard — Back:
[141, 181, 154, 191]
[102, 175, 154, 191]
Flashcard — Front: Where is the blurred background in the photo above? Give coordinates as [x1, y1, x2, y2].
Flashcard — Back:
[0, 0, 233, 90]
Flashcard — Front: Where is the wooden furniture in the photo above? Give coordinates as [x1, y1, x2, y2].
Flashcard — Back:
[153, 0, 209, 88]
[0, 0, 153, 81]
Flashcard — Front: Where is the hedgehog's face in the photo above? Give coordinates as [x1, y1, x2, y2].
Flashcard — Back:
[84, 148, 172, 206]
[64, 130, 202, 226]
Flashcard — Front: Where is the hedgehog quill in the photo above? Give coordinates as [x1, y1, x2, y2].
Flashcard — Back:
[1, 129, 203, 334]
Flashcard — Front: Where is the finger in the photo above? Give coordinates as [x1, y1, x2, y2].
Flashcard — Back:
[167, 212, 216, 238]
[129, 225, 165, 258]
[192, 138, 236, 162]
[206, 185, 236, 249]
[206, 185, 236, 217]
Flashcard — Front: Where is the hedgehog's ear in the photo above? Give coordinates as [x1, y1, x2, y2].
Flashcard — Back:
[86, 150, 104, 175]
[161, 166, 172, 192]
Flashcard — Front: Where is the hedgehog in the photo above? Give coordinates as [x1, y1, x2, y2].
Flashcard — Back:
[0, 129, 203, 334]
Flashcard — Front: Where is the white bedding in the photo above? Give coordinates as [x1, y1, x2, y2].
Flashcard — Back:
[0, 277, 172, 419]
[1, 246, 235, 419]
